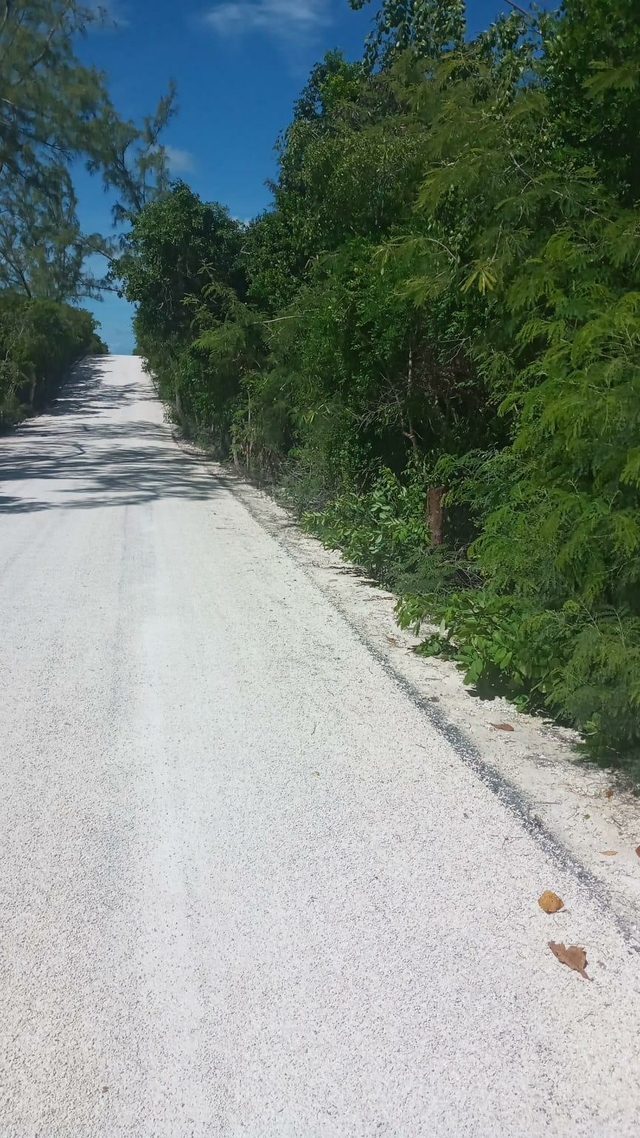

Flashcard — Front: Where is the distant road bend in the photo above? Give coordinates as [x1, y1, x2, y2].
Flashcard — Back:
[1, 356, 639, 1136]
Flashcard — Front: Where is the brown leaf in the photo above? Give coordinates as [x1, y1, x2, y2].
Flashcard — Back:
[491, 723, 515, 732]
[604, 788, 614, 799]
[548, 942, 592, 980]
[636, 845, 640, 858]
[600, 850, 617, 856]
[538, 890, 564, 913]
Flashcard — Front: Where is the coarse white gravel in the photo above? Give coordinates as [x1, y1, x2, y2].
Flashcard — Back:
[1, 355, 639, 1137]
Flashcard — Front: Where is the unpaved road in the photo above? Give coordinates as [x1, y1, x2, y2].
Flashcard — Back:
[1, 356, 639, 1137]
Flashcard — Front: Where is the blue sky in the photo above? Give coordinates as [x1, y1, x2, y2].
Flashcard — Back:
[77, 1, 526, 352]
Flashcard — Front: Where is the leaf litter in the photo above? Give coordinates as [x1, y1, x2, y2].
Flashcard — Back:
[548, 942, 592, 980]
[538, 891, 564, 913]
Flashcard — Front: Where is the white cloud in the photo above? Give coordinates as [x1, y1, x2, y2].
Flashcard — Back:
[165, 146, 196, 174]
[204, 0, 330, 43]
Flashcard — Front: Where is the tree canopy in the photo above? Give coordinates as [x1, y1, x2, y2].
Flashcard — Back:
[0, 0, 174, 301]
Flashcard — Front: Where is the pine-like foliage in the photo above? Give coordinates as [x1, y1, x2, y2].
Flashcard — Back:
[0, 1, 174, 300]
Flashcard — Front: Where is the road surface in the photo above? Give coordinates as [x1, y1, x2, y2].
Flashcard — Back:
[1, 356, 639, 1137]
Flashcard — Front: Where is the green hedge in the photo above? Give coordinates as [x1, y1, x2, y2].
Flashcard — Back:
[0, 292, 107, 428]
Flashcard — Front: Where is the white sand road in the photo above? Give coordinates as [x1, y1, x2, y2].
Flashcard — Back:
[0, 355, 639, 1137]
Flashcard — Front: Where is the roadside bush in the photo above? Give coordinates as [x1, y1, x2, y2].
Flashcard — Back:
[0, 291, 107, 427]
[304, 465, 464, 596]
[397, 589, 640, 768]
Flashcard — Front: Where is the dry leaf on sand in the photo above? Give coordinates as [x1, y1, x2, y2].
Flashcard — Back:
[600, 850, 617, 856]
[636, 845, 640, 858]
[548, 942, 592, 980]
[491, 723, 515, 732]
[604, 788, 614, 799]
[538, 891, 564, 913]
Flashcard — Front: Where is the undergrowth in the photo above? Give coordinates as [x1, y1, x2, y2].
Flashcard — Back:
[304, 465, 640, 778]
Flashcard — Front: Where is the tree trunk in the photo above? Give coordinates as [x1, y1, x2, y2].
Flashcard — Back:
[427, 486, 445, 546]
[405, 348, 420, 459]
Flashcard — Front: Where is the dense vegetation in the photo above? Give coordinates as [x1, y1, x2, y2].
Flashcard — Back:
[0, 0, 173, 424]
[117, 0, 640, 767]
[0, 294, 107, 428]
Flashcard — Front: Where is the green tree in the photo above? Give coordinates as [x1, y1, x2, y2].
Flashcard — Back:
[544, 0, 640, 202]
[0, 0, 174, 301]
[116, 182, 248, 442]
[247, 52, 429, 309]
[348, 0, 466, 68]
[0, 174, 104, 300]
[117, 182, 246, 348]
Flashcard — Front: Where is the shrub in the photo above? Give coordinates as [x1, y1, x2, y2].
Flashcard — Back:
[0, 291, 106, 427]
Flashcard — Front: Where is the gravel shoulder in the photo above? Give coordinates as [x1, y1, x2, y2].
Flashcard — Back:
[216, 462, 640, 938]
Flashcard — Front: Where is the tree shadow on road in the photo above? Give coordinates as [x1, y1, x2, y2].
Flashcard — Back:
[0, 358, 233, 514]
